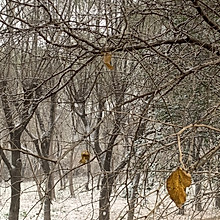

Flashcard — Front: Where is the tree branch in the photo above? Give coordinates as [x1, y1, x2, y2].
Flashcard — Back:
[189, 143, 220, 173]
[192, 0, 220, 34]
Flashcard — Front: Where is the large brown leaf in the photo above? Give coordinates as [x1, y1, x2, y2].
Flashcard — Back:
[166, 167, 191, 208]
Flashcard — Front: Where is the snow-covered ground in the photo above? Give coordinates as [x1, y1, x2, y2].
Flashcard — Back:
[0, 177, 128, 220]
[1, 177, 220, 220]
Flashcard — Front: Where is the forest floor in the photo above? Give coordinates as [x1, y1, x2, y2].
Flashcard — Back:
[0, 176, 220, 220]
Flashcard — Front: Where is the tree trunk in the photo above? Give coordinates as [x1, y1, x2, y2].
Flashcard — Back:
[9, 168, 21, 220]
[194, 168, 202, 211]
[44, 174, 53, 220]
[0, 81, 24, 220]
[98, 148, 147, 220]
[127, 173, 141, 220]
[99, 123, 120, 220]
[99, 173, 114, 220]
[195, 177, 202, 211]
[40, 94, 56, 220]
[9, 136, 22, 220]
[69, 150, 75, 197]
[41, 139, 53, 220]
[93, 98, 105, 190]
[85, 162, 91, 191]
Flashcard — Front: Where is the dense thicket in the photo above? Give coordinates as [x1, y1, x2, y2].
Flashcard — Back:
[0, 1, 220, 220]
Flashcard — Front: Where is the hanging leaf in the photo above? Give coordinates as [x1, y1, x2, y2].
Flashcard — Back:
[103, 52, 114, 70]
[79, 150, 90, 164]
[166, 167, 191, 208]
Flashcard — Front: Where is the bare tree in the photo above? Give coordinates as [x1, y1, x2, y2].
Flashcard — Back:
[0, 0, 220, 220]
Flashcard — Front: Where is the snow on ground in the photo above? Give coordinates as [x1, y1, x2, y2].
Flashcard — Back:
[0, 177, 128, 220]
[1, 177, 220, 220]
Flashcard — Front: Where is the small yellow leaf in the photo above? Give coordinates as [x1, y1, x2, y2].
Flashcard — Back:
[103, 52, 114, 70]
[105, 62, 114, 70]
[166, 167, 191, 208]
[79, 157, 86, 164]
[79, 150, 90, 164]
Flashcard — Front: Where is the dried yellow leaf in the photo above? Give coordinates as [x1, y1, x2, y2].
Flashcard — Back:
[166, 167, 191, 208]
[79, 150, 90, 164]
[103, 52, 114, 70]
[79, 157, 86, 164]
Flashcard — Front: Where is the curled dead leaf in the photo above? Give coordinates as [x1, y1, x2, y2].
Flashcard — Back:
[79, 150, 90, 164]
[166, 167, 191, 208]
[103, 52, 114, 70]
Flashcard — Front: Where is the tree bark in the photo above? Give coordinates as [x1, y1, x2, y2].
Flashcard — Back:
[99, 124, 120, 220]
[9, 136, 22, 220]
[68, 149, 75, 197]
[99, 173, 114, 220]
[35, 93, 56, 220]
[1, 81, 24, 220]
[127, 173, 141, 220]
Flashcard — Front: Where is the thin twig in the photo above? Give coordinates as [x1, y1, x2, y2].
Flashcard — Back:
[176, 123, 220, 171]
